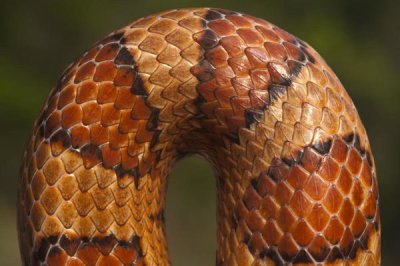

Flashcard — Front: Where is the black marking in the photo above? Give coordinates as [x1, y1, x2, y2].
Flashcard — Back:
[268, 84, 287, 103]
[354, 133, 363, 153]
[250, 178, 258, 189]
[266, 161, 283, 182]
[282, 156, 295, 166]
[81, 144, 103, 168]
[301, 47, 316, 64]
[244, 108, 263, 128]
[131, 236, 144, 258]
[343, 132, 368, 157]
[157, 209, 165, 222]
[242, 232, 251, 246]
[295, 38, 316, 64]
[115, 47, 135, 65]
[287, 60, 304, 77]
[115, 165, 140, 188]
[194, 94, 206, 106]
[312, 138, 332, 155]
[204, 10, 223, 21]
[348, 240, 362, 260]
[260, 249, 285, 265]
[293, 249, 313, 264]
[48, 235, 59, 245]
[216, 257, 223, 266]
[93, 234, 118, 255]
[196, 30, 219, 50]
[131, 76, 147, 96]
[50, 129, 71, 155]
[150, 130, 161, 149]
[147, 109, 160, 131]
[224, 132, 240, 144]
[310, 245, 330, 262]
[35, 237, 50, 262]
[244, 49, 305, 129]
[344, 133, 354, 143]
[192, 59, 215, 82]
[120, 37, 127, 45]
[59, 234, 81, 256]
[366, 151, 373, 166]
[326, 246, 344, 262]
[149, 209, 166, 223]
[246, 132, 376, 263]
[47, 246, 63, 259]
[231, 212, 238, 229]
[102, 32, 124, 43]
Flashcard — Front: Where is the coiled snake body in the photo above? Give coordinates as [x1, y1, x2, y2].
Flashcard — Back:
[17, 8, 380, 265]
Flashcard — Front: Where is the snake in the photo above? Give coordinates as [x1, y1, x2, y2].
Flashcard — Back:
[17, 7, 380, 266]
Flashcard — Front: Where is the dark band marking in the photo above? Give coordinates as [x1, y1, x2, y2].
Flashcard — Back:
[45, 34, 163, 190]
[131, 77, 146, 96]
[312, 138, 333, 156]
[191, 9, 308, 144]
[50, 129, 71, 156]
[36, 234, 144, 263]
[244, 60, 305, 130]
[102, 32, 124, 44]
[93, 235, 118, 255]
[204, 9, 223, 21]
[60, 234, 81, 256]
[115, 47, 135, 65]
[244, 109, 263, 128]
[81, 144, 103, 169]
[35, 237, 51, 262]
[239, 132, 377, 263]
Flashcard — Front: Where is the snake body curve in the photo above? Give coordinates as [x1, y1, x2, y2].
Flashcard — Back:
[17, 8, 380, 265]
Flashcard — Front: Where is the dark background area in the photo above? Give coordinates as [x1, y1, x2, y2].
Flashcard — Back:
[0, 0, 398, 265]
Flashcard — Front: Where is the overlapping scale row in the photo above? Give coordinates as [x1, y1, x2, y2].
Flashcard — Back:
[17, 7, 379, 266]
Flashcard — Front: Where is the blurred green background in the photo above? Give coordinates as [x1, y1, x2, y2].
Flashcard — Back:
[1, 0, 398, 265]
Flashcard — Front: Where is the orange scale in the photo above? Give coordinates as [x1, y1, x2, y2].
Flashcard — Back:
[76, 81, 98, 104]
[90, 124, 109, 146]
[237, 28, 264, 46]
[94, 61, 118, 82]
[114, 66, 135, 87]
[114, 88, 136, 110]
[74, 62, 96, 84]
[109, 126, 129, 149]
[45, 111, 61, 138]
[82, 102, 101, 126]
[58, 85, 77, 109]
[101, 144, 121, 169]
[95, 43, 120, 62]
[61, 104, 83, 129]
[70, 125, 90, 149]
[226, 15, 252, 28]
[101, 104, 121, 127]
[76, 243, 101, 266]
[131, 98, 152, 120]
[324, 217, 345, 245]
[346, 148, 363, 175]
[220, 35, 246, 57]
[97, 82, 118, 104]
[208, 19, 236, 36]
[264, 42, 288, 62]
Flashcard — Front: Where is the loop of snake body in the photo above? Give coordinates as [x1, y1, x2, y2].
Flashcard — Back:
[17, 8, 380, 266]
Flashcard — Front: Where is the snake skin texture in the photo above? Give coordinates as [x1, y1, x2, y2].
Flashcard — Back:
[17, 8, 380, 266]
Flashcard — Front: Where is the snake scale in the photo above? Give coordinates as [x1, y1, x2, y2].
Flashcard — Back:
[17, 8, 380, 266]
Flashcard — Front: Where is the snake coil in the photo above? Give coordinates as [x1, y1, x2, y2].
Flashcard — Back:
[17, 8, 380, 265]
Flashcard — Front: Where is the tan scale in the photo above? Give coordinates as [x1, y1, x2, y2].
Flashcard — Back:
[18, 8, 380, 266]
